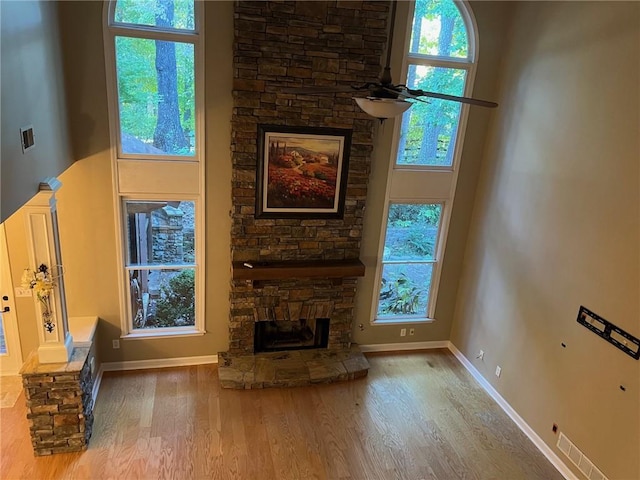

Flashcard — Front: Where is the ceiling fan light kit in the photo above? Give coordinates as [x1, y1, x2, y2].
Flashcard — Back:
[282, 1, 497, 121]
[354, 97, 412, 121]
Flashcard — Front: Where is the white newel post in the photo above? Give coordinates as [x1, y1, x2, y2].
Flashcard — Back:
[23, 178, 74, 363]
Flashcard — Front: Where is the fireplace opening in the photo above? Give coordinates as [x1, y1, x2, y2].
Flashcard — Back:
[254, 318, 330, 353]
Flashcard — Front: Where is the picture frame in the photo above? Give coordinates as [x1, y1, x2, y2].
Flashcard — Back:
[256, 124, 352, 219]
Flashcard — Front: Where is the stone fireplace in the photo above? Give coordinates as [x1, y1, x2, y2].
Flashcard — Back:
[254, 318, 329, 352]
[229, 276, 359, 355]
[253, 301, 332, 352]
[220, 1, 390, 388]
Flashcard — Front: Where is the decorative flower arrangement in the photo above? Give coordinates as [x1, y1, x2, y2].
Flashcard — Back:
[22, 264, 56, 333]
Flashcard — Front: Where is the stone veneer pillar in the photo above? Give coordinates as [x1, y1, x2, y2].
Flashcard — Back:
[20, 347, 94, 455]
[228, 1, 390, 354]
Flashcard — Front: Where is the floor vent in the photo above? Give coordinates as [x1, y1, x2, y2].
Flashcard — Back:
[557, 432, 608, 480]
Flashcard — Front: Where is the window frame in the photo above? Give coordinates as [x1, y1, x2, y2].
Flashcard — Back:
[395, 0, 477, 173]
[106, 1, 203, 162]
[376, 200, 446, 322]
[121, 196, 202, 338]
[371, 0, 478, 325]
[103, 1, 205, 339]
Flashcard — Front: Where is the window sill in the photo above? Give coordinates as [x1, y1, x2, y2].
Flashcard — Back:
[121, 329, 205, 340]
[372, 317, 435, 326]
[394, 164, 454, 172]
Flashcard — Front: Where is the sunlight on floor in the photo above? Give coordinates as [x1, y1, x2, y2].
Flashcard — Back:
[0, 375, 22, 409]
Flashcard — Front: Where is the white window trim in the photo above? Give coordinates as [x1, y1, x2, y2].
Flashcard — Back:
[121, 195, 203, 337]
[371, 0, 479, 325]
[103, 1, 206, 339]
[375, 200, 446, 323]
[405, 55, 474, 70]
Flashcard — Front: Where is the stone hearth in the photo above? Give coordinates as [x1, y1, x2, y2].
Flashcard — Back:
[218, 346, 369, 389]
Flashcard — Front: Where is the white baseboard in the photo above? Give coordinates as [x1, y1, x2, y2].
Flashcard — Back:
[101, 354, 218, 372]
[92, 365, 104, 403]
[447, 343, 578, 480]
[358, 340, 450, 352]
[90, 356, 217, 403]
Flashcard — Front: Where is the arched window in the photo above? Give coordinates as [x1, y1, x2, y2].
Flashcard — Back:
[103, 0, 205, 338]
[397, 0, 474, 167]
[374, 0, 477, 322]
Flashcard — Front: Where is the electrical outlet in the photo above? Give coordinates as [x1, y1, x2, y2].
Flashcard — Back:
[409, 328, 415, 336]
[477, 350, 484, 360]
[400, 328, 406, 337]
[495, 365, 502, 377]
[112, 339, 120, 349]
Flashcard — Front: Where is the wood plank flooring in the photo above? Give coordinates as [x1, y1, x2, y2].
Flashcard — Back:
[0, 349, 563, 479]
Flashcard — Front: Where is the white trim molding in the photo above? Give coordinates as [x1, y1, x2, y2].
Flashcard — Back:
[101, 355, 218, 372]
[359, 340, 450, 352]
[23, 178, 74, 363]
[92, 366, 104, 404]
[448, 343, 578, 480]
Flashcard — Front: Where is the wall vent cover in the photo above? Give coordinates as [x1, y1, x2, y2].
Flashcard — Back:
[20, 125, 35, 152]
[557, 432, 608, 480]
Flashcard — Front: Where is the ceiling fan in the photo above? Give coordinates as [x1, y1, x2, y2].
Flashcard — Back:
[285, 0, 498, 121]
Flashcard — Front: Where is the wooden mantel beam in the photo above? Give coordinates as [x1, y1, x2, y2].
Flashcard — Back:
[232, 259, 365, 282]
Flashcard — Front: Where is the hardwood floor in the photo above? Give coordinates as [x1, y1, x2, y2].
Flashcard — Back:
[1, 349, 563, 479]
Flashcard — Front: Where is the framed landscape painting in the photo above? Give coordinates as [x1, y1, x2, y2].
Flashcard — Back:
[256, 125, 352, 219]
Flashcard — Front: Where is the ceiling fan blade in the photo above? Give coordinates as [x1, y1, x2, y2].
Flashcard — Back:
[386, 87, 428, 103]
[411, 89, 498, 108]
[282, 85, 358, 95]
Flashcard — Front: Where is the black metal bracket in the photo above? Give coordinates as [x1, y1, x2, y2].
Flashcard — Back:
[577, 305, 639, 360]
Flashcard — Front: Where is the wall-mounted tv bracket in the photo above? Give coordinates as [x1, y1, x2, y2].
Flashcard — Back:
[577, 305, 639, 360]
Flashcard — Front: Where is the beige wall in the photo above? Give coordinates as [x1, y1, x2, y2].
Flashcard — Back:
[5, 1, 233, 363]
[57, 0, 233, 363]
[451, 2, 640, 479]
[353, 1, 515, 345]
[202, 0, 233, 357]
[0, 1, 73, 222]
[4, 210, 39, 360]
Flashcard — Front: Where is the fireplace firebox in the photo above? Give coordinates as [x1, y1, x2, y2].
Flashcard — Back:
[254, 318, 330, 353]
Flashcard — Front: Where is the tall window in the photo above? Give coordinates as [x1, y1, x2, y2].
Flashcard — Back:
[378, 203, 443, 318]
[104, 0, 204, 338]
[374, 0, 476, 322]
[397, 0, 472, 168]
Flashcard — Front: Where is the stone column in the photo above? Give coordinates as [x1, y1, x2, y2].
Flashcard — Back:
[23, 177, 73, 363]
[20, 347, 94, 455]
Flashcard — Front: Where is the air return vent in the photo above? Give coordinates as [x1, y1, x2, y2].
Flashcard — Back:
[557, 432, 608, 480]
[20, 125, 35, 152]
